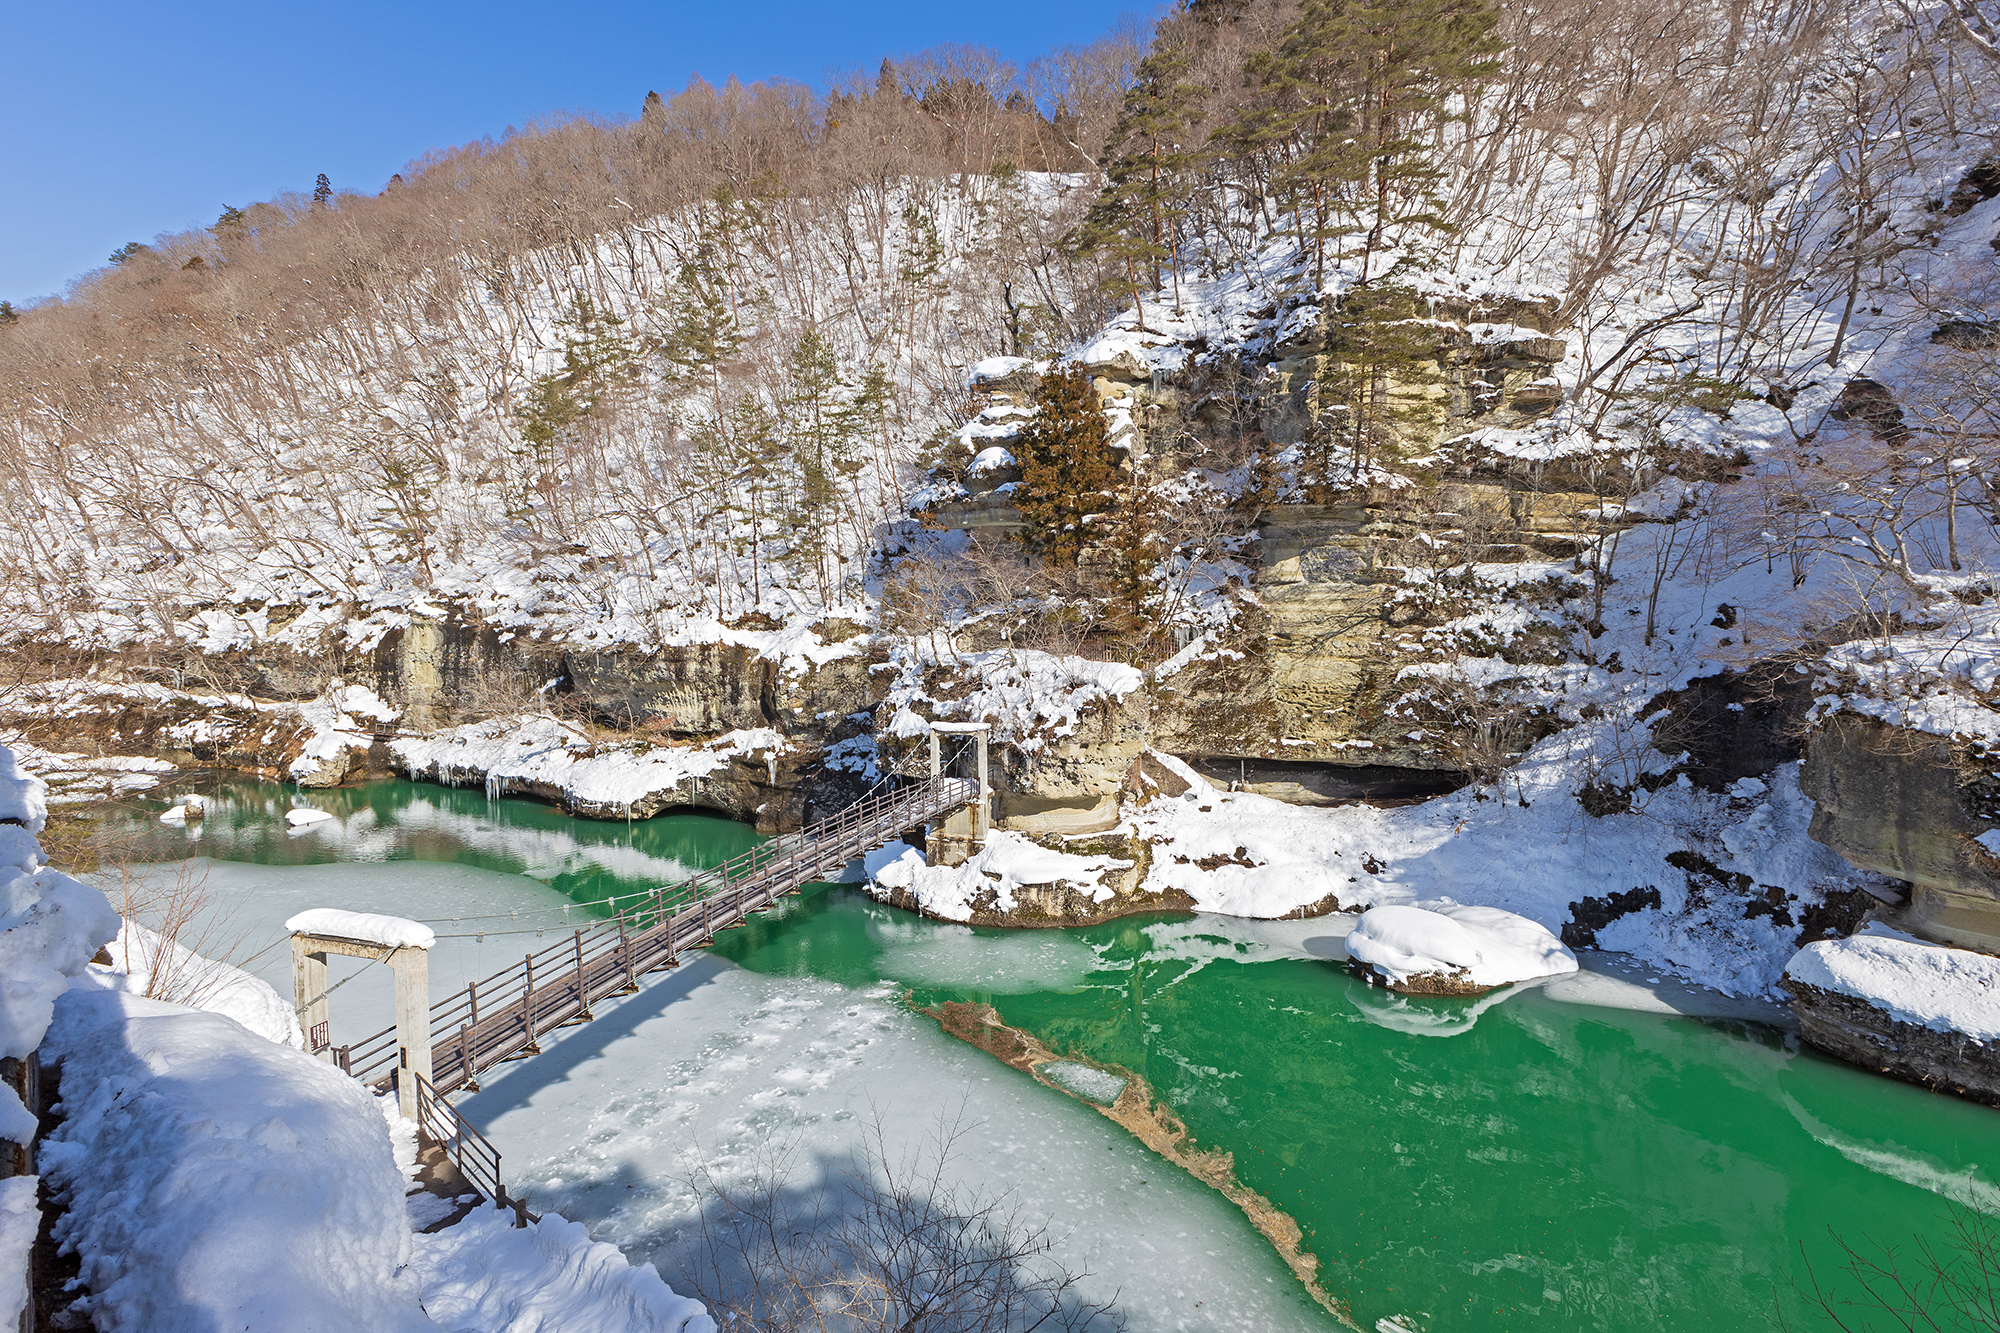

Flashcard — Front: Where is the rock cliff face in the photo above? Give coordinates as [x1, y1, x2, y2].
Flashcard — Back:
[1781, 977, 2000, 1106]
[1800, 716, 2000, 953]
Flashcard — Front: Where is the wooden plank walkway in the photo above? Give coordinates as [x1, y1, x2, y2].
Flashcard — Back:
[343, 776, 977, 1097]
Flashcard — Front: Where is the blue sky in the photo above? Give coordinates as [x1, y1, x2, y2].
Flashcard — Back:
[1, 0, 1148, 305]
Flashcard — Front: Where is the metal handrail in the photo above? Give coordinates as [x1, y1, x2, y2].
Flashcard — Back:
[347, 777, 975, 1090]
[411, 1069, 526, 1225]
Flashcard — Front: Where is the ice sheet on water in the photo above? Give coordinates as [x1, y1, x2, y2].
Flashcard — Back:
[455, 957, 1330, 1333]
[1041, 1061, 1127, 1106]
[90, 859, 587, 1042]
[867, 915, 1103, 992]
[1542, 953, 1793, 1026]
[1138, 913, 1356, 975]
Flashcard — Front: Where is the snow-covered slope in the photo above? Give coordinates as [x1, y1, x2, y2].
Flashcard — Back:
[39, 987, 438, 1333]
[0, 744, 119, 1329]
[40, 960, 717, 1333]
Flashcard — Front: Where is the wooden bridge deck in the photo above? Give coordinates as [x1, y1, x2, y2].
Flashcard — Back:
[343, 776, 976, 1097]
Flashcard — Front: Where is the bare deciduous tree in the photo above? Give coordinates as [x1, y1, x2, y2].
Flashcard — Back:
[678, 1114, 1124, 1333]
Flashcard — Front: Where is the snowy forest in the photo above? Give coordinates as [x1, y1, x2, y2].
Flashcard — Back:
[8, 0, 2000, 1329]
[0, 0, 1990, 663]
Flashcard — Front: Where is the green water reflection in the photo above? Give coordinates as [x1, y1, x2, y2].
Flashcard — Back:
[116, 775, 762, 912]
[115, 777, 2000, 1330]
[708, 889, 2000, 1331]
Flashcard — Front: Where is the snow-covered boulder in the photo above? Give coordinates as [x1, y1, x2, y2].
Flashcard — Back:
[288, 682, 396, 787]
[1344, 904, 1578, 996]
[1781, 923, 2000, 1105]
[870, 831, 1136, 923]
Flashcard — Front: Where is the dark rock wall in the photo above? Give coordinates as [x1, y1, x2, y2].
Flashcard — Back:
[1782, 977, 2000, 1106]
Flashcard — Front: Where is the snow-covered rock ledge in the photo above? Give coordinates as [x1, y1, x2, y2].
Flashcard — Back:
[390, 714, 789, 824]
[1781, 924, 2000, 1105]
[866, 831, 1171, 926]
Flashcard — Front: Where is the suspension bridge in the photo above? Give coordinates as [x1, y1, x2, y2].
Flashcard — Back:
[289, 725, 991, 1216]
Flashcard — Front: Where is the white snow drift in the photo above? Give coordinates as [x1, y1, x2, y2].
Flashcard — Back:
[285, 907, 437, 950]
[39, 987, 438, 1333]
[1784, 923, 2000, 1041]
[1344, 904, 1579, 992]
[0, 744, 118, 1329]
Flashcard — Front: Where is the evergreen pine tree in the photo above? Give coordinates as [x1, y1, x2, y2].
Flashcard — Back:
[1225, 0, 1500, 490]
[1222, 0, 1363, 292]
[660, 257, 745, 415]
[1013, 364, 1121, 566]
[1071, 38, 1210, 325]
[553, 295, 638, 413]
[896, 204, 945, 350]
[1225, 0, 1502, 288]
[0, 302, 16, 325]
[784, 329, 845, 602]
[510, 297, 638, 520]
[313, 173, 333, 208]
[722, 393, 787, 608]
[1339, 0, 1503, 279]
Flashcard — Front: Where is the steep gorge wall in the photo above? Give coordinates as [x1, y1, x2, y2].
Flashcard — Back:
[1800, 715, 2000, 953]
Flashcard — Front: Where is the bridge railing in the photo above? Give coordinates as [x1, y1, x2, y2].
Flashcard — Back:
[411, 1070, 524, 1223]
[344, 776, 976, 1090]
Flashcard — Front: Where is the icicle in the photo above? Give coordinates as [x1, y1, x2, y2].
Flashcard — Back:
[486, 769, 501, 802]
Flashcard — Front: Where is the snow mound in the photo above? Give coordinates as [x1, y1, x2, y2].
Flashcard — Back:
[286, 908, 437, 950]
[1783, 924, 2000, 1041]
[0, 742, 118, 1326]
[967, 355, 1035, 385]
[414, 1202, 714, 1333]
[286, 806, 334, 827]
[37, 986, 436, 1332]
[91, 919, 303, 1048]
[0, 1178, 34, 1330]
[1345, 904, 1578, 993]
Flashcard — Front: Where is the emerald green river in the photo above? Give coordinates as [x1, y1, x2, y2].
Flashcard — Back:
[108, 777, 2000, 1331]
